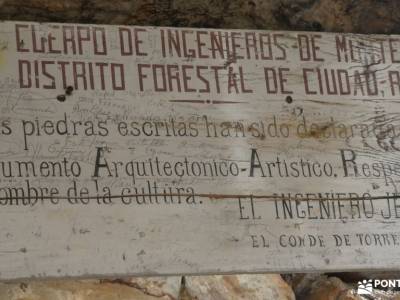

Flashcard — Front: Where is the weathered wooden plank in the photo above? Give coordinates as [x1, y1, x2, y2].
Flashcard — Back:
[0, 21, 400, 279]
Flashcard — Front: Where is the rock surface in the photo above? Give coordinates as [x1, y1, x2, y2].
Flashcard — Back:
[289, 274, 400, 300]
[295, 275, 360, 300]
[0, 275, 297, 300]
[183, 274, 295, 300]
[0, 277, 182, 300]
[3, 274, 400, 300]
[1, 0, 400, 34]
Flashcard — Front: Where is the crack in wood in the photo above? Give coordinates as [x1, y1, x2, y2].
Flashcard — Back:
[1, 193, 399, 202]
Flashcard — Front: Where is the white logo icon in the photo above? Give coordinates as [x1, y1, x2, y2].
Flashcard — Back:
[357, 279, 373, 295]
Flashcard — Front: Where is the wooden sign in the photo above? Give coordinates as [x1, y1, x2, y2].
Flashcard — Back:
[0, 21, 400, 280]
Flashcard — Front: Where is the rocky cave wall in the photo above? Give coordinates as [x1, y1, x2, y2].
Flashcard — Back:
[1, 0, 400, 34]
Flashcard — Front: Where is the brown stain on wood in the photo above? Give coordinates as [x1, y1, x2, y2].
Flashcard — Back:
[296, 121, 336, 139]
